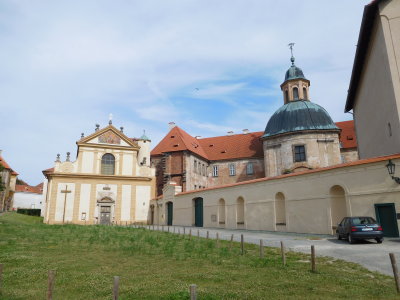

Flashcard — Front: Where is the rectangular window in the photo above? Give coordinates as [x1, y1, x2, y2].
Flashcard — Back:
[194, 160, 197, 174]
[246, 162, 254, 175]
[294, 145, 306, 162]
[229, 163, 236, 176]
[212, 165, 219, 177]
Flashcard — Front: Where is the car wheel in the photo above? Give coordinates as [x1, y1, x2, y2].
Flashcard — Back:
[336, 232, 341, 240]
[348, 234, 355, 244]
[376, 238, 383, 244]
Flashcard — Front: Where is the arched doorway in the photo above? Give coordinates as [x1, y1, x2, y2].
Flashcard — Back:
[330, 185, 346, 233]
[275, 192, 286, 230]
[218, 199, 226, 227]
[193, 197, 203, 227]
[236, 197, 245, 229]
[166, 202, 173, 226]
[98, 197, 115, 225]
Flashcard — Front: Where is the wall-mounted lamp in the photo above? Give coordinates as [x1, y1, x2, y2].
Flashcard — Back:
[386, 160, 400, 184]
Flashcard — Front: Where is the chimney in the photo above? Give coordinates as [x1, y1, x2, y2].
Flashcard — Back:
[227, 131, 234, 136]
[243, 129, 249, 134]
[168, 122, 176, 130]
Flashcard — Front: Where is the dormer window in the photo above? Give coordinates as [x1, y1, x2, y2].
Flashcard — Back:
[101, 153, 115, 175]
[293, 87, 299, 100]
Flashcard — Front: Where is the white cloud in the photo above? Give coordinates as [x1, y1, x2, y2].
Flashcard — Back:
[0, 0, 369, 184]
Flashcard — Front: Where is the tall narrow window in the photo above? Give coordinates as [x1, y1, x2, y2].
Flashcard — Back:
[303, 87, 307, 100]
[194, 160, 197, 174]
[294, 145, 306, 162]
[212, 165, 219, 177]
[101, 153, 115, 175]
[293, 87, 299, 100]
[285, 90, 289, 103]
[229, 163, 236, 176]
[246, 162, 254, 175]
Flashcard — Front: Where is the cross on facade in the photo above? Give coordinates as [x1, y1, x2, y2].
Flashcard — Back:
[61, 185, 72, 224]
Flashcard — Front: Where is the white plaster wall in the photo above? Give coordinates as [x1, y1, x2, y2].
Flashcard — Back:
[55, 183, 75, 222]
[136, 185, 151, 220]
[153, 157, 400, 235]
[81, 151, 94, 173]
[122, 154, 133, 176]
[13, 192, 43, 210]
[121, 185, 132, 221]
[96, 184, 117, 201]
[78, 184, 91, 221]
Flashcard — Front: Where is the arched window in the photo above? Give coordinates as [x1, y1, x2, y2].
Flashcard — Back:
[293, 87, 299, 100]
[101, 153, 115, 175]
[285, 90, 289, 103]
[303, 87, 307, 100]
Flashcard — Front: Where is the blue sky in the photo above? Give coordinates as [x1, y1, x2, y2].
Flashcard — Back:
[0, 0, 369, 184]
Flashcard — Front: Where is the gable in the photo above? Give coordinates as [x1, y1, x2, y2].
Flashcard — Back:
[79, 125, 137, 148]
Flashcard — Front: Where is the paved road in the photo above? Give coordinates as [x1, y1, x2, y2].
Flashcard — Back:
[148, 225, 400, 276]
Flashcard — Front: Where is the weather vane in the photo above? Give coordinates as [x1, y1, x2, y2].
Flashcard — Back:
[288, 42, 295, 65]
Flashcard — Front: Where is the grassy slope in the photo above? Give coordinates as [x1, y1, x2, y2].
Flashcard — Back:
[0, 212, 397, 299]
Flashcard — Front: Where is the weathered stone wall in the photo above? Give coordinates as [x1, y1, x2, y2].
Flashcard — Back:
[263, 131, 341, 177]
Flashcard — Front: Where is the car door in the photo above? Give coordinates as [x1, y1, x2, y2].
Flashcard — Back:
[337, 218, 346, 237]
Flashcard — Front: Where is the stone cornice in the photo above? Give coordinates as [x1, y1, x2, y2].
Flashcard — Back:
[47, 173, 153, 181]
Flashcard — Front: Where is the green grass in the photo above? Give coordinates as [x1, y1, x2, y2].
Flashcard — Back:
[0, 212, 397, 299]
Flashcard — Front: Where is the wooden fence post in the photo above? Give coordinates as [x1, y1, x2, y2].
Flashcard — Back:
[189, 229, 192, 240]
[390, 253, 400, 293]
[184, 227, 186, 235]
[280, 241, 286, 266]
[174, 227, 176, 234]
[230, 234, 234, 249]
[113, 276, 120, 300]
[0, 264, 3, 294]
[216, 233, 219, 248]
[189, 284, 197, 300]
[47, 270, 56, 300]
[241, 234, 244, 255]
[260, 240, 264, 258]
[311, 245, 316, 273]
[197, 230, 200, 238]
[206, 231, 209, 239]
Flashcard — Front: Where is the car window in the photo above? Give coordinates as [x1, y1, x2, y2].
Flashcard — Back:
[351, 217, 376, 225]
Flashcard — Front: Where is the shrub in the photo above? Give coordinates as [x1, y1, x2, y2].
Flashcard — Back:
[17, 208, 41, 216]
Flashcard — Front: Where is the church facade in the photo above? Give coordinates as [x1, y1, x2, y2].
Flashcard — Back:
[42, 124, 156, 225]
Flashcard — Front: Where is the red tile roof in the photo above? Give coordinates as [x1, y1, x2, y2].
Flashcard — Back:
[336, 120, 357, 149]
[151, 122, 357, 161]
[151, 126, 209, 158]
[15, 184, 43, 194]
[151, 126, 264, 161]
[198, 131, 264, 161]
[0, 155, 18, 175]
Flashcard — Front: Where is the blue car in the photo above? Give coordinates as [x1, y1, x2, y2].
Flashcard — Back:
[336, 216, 384, 244]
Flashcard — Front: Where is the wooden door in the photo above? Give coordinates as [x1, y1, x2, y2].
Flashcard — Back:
[194, 198, 203, 227]
[167, 202, 173, 226]
[375, 203, 399, 237]
[100, 206, 111, 225]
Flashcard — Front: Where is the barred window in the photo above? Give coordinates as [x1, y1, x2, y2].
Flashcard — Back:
[212, 165, 219, 177]
[101, 153, 115, 175]
[246, 162, 254, 175]
[229, 163, 236, 176]
[294, 145, 306, 162]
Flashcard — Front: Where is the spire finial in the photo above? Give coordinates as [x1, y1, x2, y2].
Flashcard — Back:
[108, 113, 113, 125]
[288, 42, 295, 65]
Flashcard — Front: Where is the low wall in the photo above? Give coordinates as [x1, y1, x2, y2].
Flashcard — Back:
[152, 154, 400, 235]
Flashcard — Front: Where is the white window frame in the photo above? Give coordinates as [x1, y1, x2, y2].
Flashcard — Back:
[246, 162, 254, 175]
[229, 163, 236, 176]
[212, 165, 219, 177]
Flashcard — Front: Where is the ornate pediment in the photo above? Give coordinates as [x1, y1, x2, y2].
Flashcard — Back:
[98, 131, 121, 145]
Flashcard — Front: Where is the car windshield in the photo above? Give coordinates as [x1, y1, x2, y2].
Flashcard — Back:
[352, 217, 376, 225]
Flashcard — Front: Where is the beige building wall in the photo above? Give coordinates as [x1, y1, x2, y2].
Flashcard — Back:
[264, 132, 341, 177]
[152, 155, 400, 235]
[353, 1, 400, 159]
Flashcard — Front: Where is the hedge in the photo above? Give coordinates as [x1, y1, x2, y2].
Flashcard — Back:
[17, 208, 41, 216]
